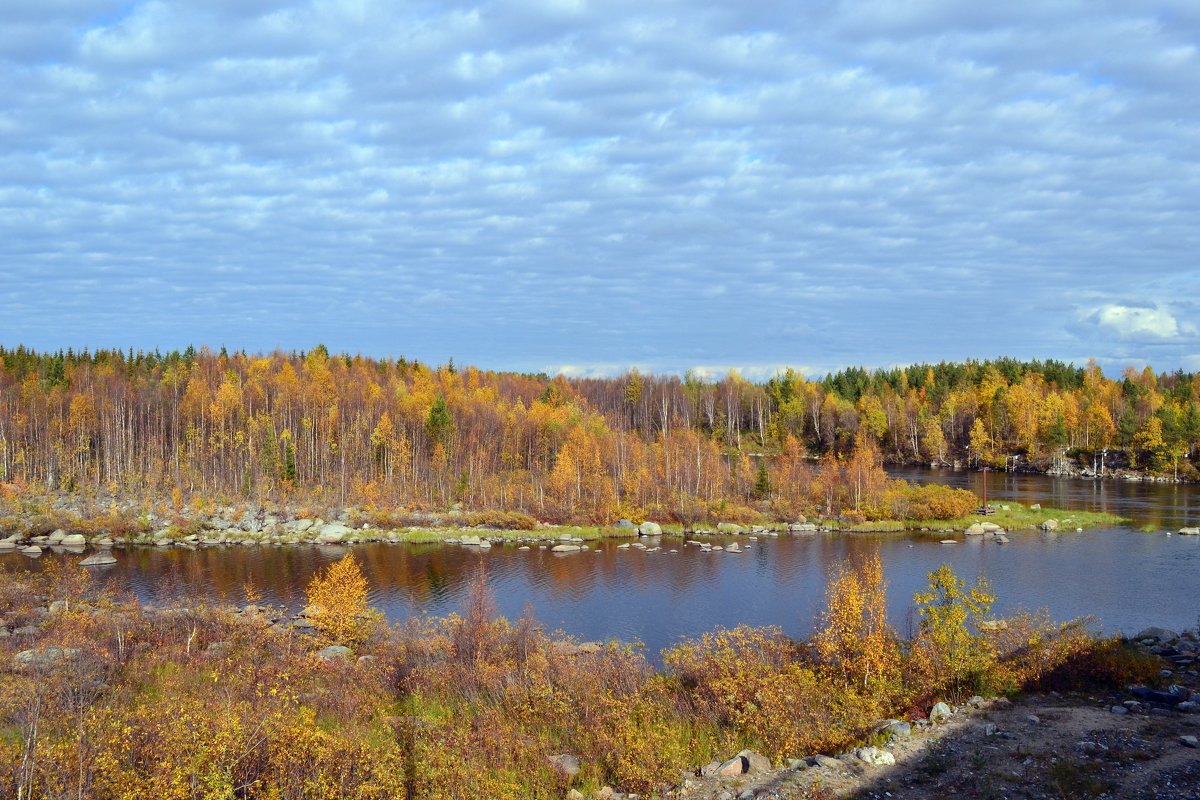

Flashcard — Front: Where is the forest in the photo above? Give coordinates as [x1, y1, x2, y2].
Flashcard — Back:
[0, 346, 1196, 524]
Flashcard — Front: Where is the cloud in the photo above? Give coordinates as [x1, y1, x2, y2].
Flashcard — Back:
[1085, 304, 1192, 340]
[1, 1, 1199, 371]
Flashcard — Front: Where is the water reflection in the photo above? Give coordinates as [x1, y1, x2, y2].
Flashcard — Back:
[887, 466, 1200, 530]
[4, 470, 1199, 660]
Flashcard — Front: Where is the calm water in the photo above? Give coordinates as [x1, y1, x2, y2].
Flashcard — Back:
[5, 469, 1199, 657]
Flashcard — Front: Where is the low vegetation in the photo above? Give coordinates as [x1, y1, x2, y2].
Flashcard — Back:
[933, 501, 1126, 531]
[0, 553, 1160, 799]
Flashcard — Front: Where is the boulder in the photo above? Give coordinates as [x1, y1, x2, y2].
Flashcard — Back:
[1178, 527, 1200, 536]
[316, 523, 351, 544]
[1135, 627, 1178, 644]
[21, 545, 42, 557]
[81, 551, 117, 567]
[47, 529, 66, 544]
[1030, 503, 1041, 510]
[14, 646, 82, 671]
[551, 544, 581, 553]
[964, 524, 986, 535]
[638, 521, 662, 537]
[316, 645, 351, 661]
[1181, 736, 1199, 749]
[717, 749, 771, 776]
[876, 719, 912, 740]
[789, 522, 818, 532]
[61, 533, 86, 547]
[547, 753, 581, 778]
[726, 543, 741, 553]
[855, 746, 895, 766]
[929, 702, 952, 723]
[813, 754, 844, 770]
[716, 522, 745, 534]
[614, 519, 637, 530]
[1041, 519, 1059, 531]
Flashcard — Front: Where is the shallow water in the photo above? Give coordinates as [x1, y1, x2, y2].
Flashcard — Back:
[5, 469, 1199, 657]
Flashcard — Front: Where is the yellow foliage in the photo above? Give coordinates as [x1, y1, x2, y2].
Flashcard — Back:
[815, 551, 899, 693]
[305, 554, 378, 648]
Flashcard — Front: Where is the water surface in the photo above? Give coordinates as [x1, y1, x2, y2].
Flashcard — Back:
[5, 469, 1198, 657]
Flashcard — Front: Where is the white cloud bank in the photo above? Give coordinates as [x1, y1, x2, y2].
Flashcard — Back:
[1088, 304, 1193, 341]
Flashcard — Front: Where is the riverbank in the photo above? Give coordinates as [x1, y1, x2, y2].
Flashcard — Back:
[0, 551, 1175, 799]
[0, 487, 1130, 560]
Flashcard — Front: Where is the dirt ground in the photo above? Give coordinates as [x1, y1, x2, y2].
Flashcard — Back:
[676, 690, 1200, 800]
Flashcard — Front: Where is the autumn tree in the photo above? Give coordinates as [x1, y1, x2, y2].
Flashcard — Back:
[305, 554, 379, 648]
[814, 551, 898, 692]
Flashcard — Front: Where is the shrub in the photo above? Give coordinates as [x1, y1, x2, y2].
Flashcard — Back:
[814, 551, 899, 694]
[909, 564, 996, 697]
[305, 554, 380, 649]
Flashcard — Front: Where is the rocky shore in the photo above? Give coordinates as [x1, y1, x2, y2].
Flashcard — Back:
[657, 626, 1200, 800]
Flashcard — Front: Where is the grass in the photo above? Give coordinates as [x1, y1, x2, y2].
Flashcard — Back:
[916, 502, 1126, 532]
[387, 524, 643, 543]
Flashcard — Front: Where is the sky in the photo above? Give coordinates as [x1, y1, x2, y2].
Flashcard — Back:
[2, 0, 1199, 379]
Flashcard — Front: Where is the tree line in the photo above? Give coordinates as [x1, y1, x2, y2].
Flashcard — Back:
[0, 345, 1194, 523]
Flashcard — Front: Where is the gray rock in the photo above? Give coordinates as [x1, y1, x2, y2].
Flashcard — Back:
[638, 521, 662, 537]
[14, 646, 82, 671]
[547, 753, 581, 778]
[717, 749, 771, 776]
[878, 720, 912, 739]
[551, 544, 581, 552]
[316, 523, 351, 544]
[965, 523, 986, 535]
[316, 645, 351, 661]
[1181, 735, 1199, 749]
[813, 754, 844, 770]
[929, 701, 952, 723]
[47, 529, 66, 544]
[1135, 627, 1178, 643]
[614, 519, 637, 530]
[61, 533, 86, 546]
[1026, 714, 1041, 725]
[855, 746, 895, 766]
[1178, 527, 1200, 535]
[21, 545, 42, 557]
[80, 552, 117, 567]
[1110, 705, 1129, 715]
[716, 522, 745, 534]
[1041, 519, 1059, 531]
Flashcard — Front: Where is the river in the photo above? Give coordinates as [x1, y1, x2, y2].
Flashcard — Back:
[4, 469, 1198, 657]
